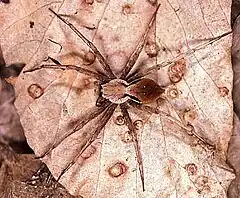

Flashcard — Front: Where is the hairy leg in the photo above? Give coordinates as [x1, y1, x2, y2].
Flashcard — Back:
[129, 101, 215, 147]
[24, 64, 109, 82]
[55, 103, 117, 182]
[37, 101, 111, 158]
[132, 31, 232, 80]
[49, 8, 116, 79]
[120, 4, 161, 80]
[120, 103, 145, 191]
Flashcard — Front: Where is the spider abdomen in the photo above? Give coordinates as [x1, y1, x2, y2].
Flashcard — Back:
[126, 78, 164, 104]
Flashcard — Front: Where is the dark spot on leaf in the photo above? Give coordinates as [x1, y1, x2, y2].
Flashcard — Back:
[27, 84, 44, 99]
[166, 87, 179, 99]
[168, 58, 186, 83]
[85, 0, 94, 5]
[29, 21, 34, 28]
[120, 131, 133, 143]
[114, 115, 125, 125]
[122, 3, 132, 15]
[134, 120, 143, 130]
[183, 109, 197, 123]
[219, 86, 229, 97]
[81, 145, 96, 159]
[145, 41, 160, 58]
[83, 51, 96, 65]
[185, 163, 197, 175]
[108, 162, 128, 177]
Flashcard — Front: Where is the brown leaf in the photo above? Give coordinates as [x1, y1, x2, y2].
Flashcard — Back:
[228, 8, 240, 198]
[0, 44, 25, 144]
[0, 141, 77, 198]
[233, 15, 240, 117]
[1, 0, 234, 197]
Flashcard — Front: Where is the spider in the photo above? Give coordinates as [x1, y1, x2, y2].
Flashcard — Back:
[23, 4, 231, 192]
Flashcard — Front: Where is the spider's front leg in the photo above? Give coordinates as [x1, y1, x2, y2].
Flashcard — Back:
[135, 30, 233, 79]
[23, 63, 109, 82]
[120, 4, 161, 80]
[48, 8, 116, 79]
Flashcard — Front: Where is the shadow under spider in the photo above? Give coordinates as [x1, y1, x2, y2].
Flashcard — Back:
[23, 4, 231, 191]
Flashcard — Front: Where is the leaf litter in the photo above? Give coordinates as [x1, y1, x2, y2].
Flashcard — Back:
[0, 0, 235, 197]
[228, 5, 240, 197]
[0, 44, 77, 197]
[0, 45, 25, 147]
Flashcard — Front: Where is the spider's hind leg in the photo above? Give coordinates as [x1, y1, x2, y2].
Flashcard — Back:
[120, 103, 145, 191]
[129, 101, 215, 148]
[54, 103, 116, 183]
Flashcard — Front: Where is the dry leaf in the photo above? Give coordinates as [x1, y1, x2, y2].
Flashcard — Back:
[227, 115, 240, 198]
[0, 0, 234, 197]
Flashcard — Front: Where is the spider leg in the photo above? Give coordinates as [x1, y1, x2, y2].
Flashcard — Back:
[95, 95, 109, 107]
[120, 103, 145, 191]
[130, 102, 192, 131]
[23, 64, 109, 82]
[120, 4, 161, 80]
[49, 8, 116, 79]
[128, 61, 174, 82]
[37, 101, 111, 158]
[55, 103, 117, 182]
[129, 101, 215, 147]
[134, 30, 232, 79]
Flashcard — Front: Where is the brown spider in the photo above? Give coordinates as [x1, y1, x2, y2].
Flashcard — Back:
[23, 4, 231, 192]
